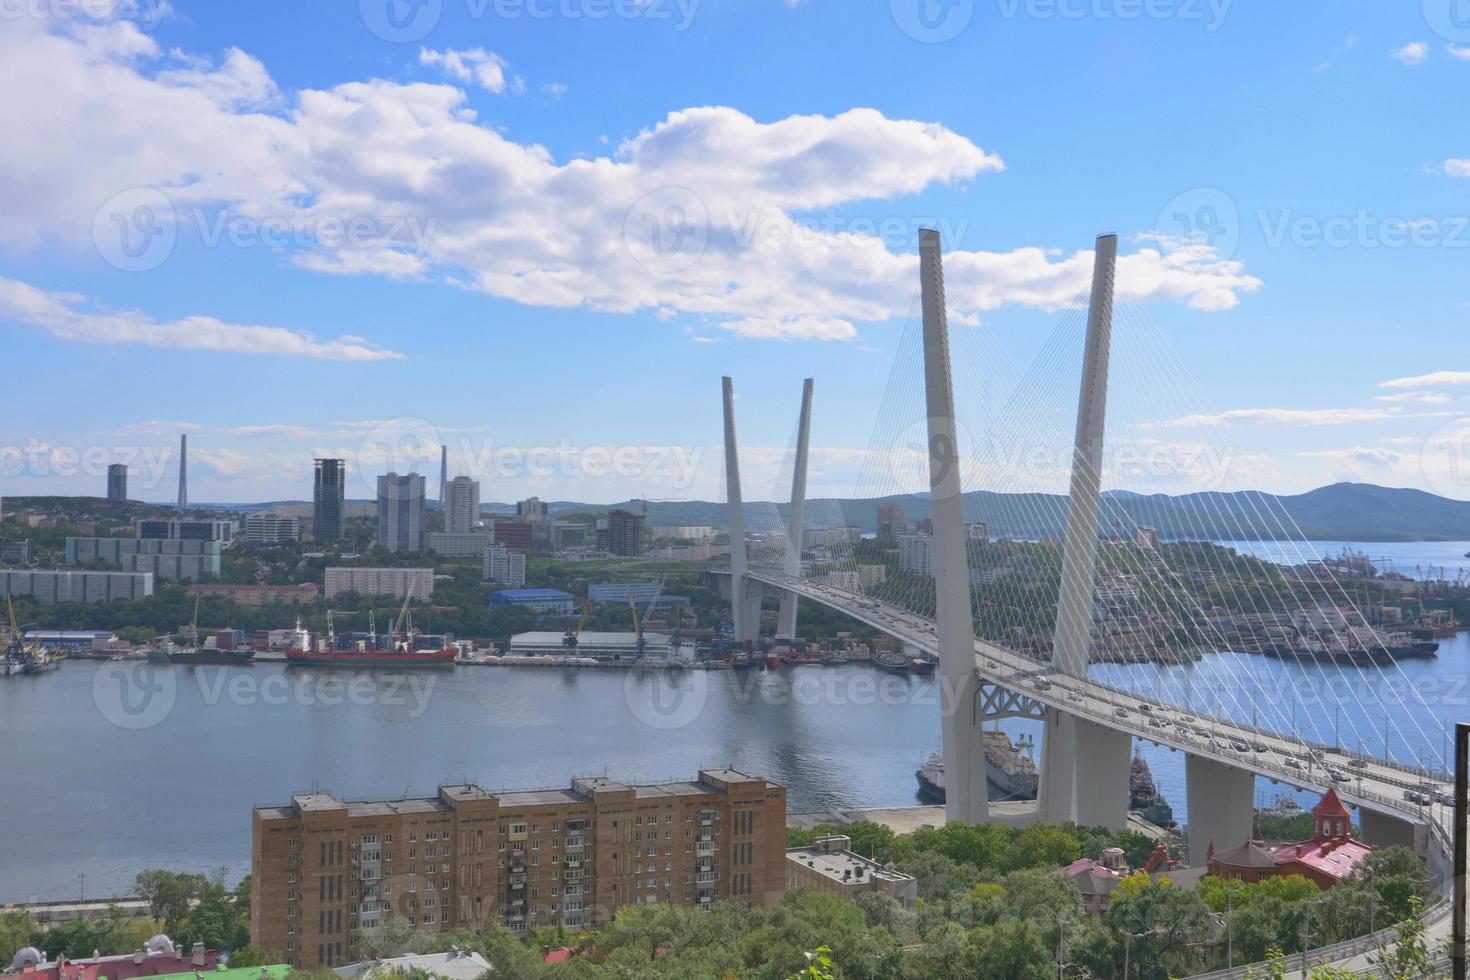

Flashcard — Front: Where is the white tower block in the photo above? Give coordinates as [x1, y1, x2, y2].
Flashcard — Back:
[1038, 234, 1132, 830]
[918, 229, 987, 825]
[777, 379, 814, 639]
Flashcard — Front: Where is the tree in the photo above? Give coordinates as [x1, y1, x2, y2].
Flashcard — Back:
[355, 918, 432, 960]
[227, 947, 278, 968]
[1368, 898, 1436, 980]
[965, 920, 1052, 980]
[1352, 847, 1428, 922]
[135, 870, 207, 932]
[0, 910, 34, 967]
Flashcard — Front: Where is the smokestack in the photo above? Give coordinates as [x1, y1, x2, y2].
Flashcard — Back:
[439, 444, 448, 506]
[177, 434, 188, 510]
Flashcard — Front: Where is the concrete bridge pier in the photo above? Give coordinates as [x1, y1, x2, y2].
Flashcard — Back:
[1184, 753, 1255, 867]
[1359, 807, 1421, 854]
[1039, 712, 1131, 830]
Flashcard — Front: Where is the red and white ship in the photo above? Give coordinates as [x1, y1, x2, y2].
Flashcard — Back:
[285, 602, 456, 669]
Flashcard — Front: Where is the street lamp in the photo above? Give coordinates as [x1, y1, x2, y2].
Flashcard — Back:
[1122, 929, 1149, 978]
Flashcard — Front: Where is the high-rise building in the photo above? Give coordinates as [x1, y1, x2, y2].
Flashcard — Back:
[483, 544, 526, 586]
[251, 769, 788, 969]
[0, 569, 154, 605]
[897, 533, 934, 577]
[106, 464, 127, 502]
[177, 433, 188, 510]
[313, 459, 347, 542]
[516, 497, 549, 522]
[377, 473, 426, 552]
[135, 519, 234, 544]
[606, 509, 645, 557]
[438, 444, 448, 507]
[323, 567, 433, 601]
[443, 476, 481, 534]
[877, 503, 905, 545]
[243, 514, 302, 545]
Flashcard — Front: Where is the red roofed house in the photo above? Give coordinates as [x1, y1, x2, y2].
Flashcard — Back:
[7, 936, 221, 980]
[1208, 790, 1375, 889]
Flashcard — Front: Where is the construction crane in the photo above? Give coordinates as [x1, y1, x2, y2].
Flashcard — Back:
[562, 599, 590, 651]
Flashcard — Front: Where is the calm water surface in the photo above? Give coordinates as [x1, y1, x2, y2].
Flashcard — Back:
[4, 632, 1467, 902]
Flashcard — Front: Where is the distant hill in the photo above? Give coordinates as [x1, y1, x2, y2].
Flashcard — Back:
[12, 483, 1469, 542]
[526, 484, 1470, 542]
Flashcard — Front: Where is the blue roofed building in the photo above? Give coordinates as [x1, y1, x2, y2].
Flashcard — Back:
[489, 588, 576, 617]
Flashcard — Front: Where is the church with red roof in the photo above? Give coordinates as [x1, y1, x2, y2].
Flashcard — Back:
[1206, 790, 1375, 890]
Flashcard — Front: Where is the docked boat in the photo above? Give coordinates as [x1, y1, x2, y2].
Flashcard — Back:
[915, 730, 1039, 803]
[167, 643, 255, 667]
[873, 650, 911, 675]
[2, 599, 59, 676]
[907, 656, 937, 676]
[286, 606, 456, 669]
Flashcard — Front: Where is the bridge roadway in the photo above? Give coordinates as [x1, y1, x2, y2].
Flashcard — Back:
[747, 570, 1459, 975]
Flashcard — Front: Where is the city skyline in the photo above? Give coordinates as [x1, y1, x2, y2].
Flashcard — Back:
[0, 3, 1467, 504]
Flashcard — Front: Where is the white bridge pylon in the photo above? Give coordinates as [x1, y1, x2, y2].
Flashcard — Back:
[721, 375, 813, 646]
[721, 231, 1440, 883]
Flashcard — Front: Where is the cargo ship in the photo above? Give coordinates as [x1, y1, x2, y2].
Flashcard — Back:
[907, 656, 937, 676]
[166, 643, 255, 666]
[286, 607, 456, 669]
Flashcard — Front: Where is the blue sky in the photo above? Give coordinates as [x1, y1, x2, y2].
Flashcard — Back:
[1, 0, 1468, 505]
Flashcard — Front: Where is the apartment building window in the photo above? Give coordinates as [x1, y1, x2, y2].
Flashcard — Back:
[288, 838, 298, 848]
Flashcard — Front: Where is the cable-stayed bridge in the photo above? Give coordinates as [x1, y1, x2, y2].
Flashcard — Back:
[716, 229, 1456, 971]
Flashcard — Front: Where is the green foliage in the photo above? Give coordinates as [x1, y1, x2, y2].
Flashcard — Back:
[226, 946, 275, 968]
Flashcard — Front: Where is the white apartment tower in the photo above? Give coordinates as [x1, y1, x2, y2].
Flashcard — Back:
[444, 476, 481, 534]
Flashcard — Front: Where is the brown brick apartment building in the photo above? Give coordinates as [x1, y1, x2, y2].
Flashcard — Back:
[252, 770, 787, 968]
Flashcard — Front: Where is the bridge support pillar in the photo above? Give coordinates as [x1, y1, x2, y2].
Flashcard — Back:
[722, 376, 756, 644]
[1359, 807, 1419, 853]
[1184, 753, 1255, 868]
[1038, 711, 1131, 830]
[776, 379, 814, 639]
[918, 229, 986, 825]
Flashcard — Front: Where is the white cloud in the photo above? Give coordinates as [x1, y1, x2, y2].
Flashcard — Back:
[1393, 42, 1429, 65]
[1301, 446, 1402, 467]
[1445, 160, 1470, 178]
[0, 276, 404, 361]
[1160, 407, 1438, 427]
[1375, 391, 1450, 404]
[0, 11, 1264, 342]
[1448, 45, 1470, 61]
[1380, 369, 1470, 389]
[418, 47, 518, 95]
